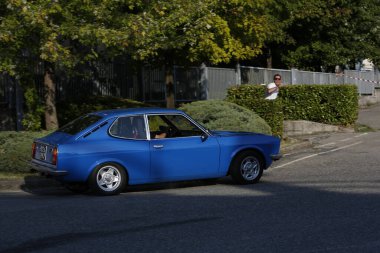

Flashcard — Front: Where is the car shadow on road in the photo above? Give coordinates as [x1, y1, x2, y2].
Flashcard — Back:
[20, 175, 72, 196]
[20, 175, 231, 196]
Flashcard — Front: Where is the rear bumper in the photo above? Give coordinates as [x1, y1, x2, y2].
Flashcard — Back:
[30, 160, 68, 177]
[271, 153, 282, 161]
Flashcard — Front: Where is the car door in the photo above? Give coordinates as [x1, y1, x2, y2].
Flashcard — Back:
[108, 115, 150, 183]
[148, 114, 220, 181]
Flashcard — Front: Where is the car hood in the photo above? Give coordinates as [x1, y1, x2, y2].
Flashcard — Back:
[36, 131, 74, 146]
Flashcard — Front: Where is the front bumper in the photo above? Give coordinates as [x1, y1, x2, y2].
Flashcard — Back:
[271, 153, 282, 161]
[30, 159, 68, 177]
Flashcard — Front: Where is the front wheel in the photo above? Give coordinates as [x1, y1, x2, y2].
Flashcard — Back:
[230, 151, 264, 184]
[89, 163, 127, 195]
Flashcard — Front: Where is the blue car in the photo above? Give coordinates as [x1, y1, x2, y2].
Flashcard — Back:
[31, 108, 281, 195]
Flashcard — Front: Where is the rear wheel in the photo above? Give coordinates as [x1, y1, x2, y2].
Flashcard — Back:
[230, 151, 264, 184]
[89, 163, 127, 195]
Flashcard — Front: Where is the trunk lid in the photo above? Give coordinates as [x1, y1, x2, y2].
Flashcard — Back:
[32, 132, 73, 165]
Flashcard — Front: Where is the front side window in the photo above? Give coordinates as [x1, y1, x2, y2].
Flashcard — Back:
[109, 115, 147, 140]
[148, 114, 204, 139]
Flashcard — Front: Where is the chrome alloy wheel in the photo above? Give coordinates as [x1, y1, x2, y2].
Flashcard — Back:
[96, 165, 121, 192]
[240, 156, 260, 181]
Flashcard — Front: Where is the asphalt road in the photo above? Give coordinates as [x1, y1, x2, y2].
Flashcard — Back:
[1, 131, 380, 253]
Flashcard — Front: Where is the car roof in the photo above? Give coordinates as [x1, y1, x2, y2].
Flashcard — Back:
[90, 107, 184, 118]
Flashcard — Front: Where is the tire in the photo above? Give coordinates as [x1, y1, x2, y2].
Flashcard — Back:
[230, 151, 264, 184]
[64, 183, 89, 194]
[89, 163, 127, 196]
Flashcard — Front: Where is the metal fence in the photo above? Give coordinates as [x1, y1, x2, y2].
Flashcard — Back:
[129, 66, 378, 100]
[1, 64, 379, 104]
[1, 62, 379, 130]
[204, 66, 378, 99]
[239, 67, 377, 96]
[343, 70, 378, 95]
[207, 67, 237, 100]
[0, 75, 23, 131]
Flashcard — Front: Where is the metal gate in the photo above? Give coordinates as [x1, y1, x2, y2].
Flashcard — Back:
[0, 75, 22, 131]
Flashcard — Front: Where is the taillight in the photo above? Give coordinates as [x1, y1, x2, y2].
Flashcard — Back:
[52, 147, 58, 165]
[32, 142, 36, 158]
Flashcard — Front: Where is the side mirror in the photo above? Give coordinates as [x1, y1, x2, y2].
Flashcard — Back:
[201, 133, 208, 142]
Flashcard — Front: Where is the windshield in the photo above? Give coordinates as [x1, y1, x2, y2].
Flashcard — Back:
[58, 114, 103, 135]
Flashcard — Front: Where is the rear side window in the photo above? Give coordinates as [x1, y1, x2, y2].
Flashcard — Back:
[109, 116, 147, 140]
[58, 115, 103, 135]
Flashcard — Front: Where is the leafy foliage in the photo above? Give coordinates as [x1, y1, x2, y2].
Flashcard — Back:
[280, 85, 358, 125]
[226, 84, 359, 137]
[0, 131, 49, 173]
[22, 87, 44, 131]
[179, 100, 272, 135]
[0, 0, 279, 127]
[127, 0, 277, 65]
[269, 0, 380, 70]
[0, 0, 143, 129]
[227, 84, 267, 100]
[226, 85, 283, 137]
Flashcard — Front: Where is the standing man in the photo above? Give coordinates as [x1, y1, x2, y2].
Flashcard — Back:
[265, 74, 282, 100]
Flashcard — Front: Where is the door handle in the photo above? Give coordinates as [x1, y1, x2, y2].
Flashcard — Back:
[153, 144, 164, 149]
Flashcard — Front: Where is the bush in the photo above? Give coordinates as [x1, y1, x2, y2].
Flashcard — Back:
[22, 87, 44, 131]
[229, 98, 283, 137]
[226, 84, 359, 137]
[227, 84, 267, 100]
[226, 85, 283, 137]
[57, 96, 151, 126]
[179, 100, 272, 135]
[0, 131, 50, 173]
[280, 84, 358, 125]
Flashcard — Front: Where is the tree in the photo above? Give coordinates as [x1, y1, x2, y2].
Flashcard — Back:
[0, 0, 139, 129]
[269, 0, 380, 71]
[127, 0, 278, 107]
[1, 0, 279, 122]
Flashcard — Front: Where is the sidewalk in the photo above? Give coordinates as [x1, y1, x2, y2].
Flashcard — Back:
[357, 102, 380, 130]
[282, 102, 380, 153]
[1, 103, 378, 193]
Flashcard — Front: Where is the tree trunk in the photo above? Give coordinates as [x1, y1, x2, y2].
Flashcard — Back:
[266, 48, 272, 69]
[44, 63, 59, 130]
[165, 66, 175, 108]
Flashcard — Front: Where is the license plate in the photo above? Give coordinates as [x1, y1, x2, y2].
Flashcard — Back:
[39, 152, 46, 160]
[38, 145, 47, 161]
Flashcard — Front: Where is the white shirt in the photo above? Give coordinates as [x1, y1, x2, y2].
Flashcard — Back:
[265, 82, 279, 100]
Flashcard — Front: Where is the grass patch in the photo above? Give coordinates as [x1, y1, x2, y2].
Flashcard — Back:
[354, 123, 375, 132]
[0, 171, 36, 180]
[0, 131, 51, 174]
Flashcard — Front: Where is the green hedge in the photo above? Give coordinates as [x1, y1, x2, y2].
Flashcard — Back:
[280, 85, 358, 125]
[226, 85, 283, 137]
[179, 100, 272, 135]
[226, 84, 359, 137]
